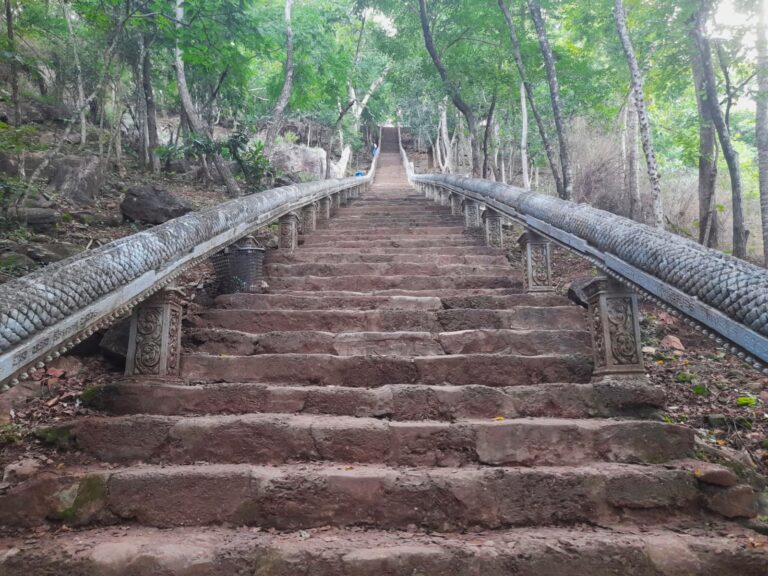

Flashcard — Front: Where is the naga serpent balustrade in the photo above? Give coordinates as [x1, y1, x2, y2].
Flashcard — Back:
[399, 141, 768, 373]
[0, 153, 378, 387]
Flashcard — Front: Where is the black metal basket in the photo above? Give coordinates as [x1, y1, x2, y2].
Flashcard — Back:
[209, 236, 266, 295]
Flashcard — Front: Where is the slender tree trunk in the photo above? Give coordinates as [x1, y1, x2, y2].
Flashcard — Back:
[526, 0, 573, 200]
[64, 4, 87, 148]
[265, 0, 294, 153]
[142, 32, 160, 172]
[758, 0, 768, 265]
[135, 35, 151, 167]
[614, 0, 665, 229]
[498, 0, 563, 196]
[418, 0, 481, 176]
[691, 1, 747, 258]
[691, 48, 719, 247]
[520, 83, 531, 189]
[173, 0, 240, 197]
[5, 0, 20, 126]
[439, 101, 453, 173]
[627, 89, 641, 222]
[482, 92, 497, 179]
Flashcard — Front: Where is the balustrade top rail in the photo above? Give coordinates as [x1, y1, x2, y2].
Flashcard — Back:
[400, 143, 768, 371]
[0, 153, 378, 386]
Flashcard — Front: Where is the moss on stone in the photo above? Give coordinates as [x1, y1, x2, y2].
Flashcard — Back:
[34, 424, 73, 449]
[53, 475, 107, 523]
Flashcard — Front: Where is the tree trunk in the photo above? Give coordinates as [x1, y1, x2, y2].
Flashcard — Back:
[482, 92, 497, 179]
[265, 0, 294, 153]
[498, 0, 563, 196]
[691, 1, 747, 258]
[526, 0, 573, 200]
[418, 0, 481, 176]
[627, 89, 641, 222]
[64, 4, 88, 148]
[691, 48, 719, 247]
[520, 83, 531, 189]
[5, 0, 20, 126]
[758, 0, 768, 265]
[142, 31, 161, 172]
[173, 0, 241, 197]
[614, 0, 665, 229]
[439, 101, 453, 173]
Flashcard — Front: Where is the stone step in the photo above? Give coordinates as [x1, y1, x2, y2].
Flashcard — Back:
[87, 380, 665, 419]
[180, 353, 593, 386]
[57, 414, 694, 466]
[193, 308, 585, 334]
[310, 226, 466, 236]
[266, 275, 520, 291]
[214, 293, 567, 311]
[294, 246, 503, 255]
[265, 262, 513, 278]
[266, 288, 529, 298]
[300, 238, 482, 249]
[323, 218, 464, 227]
[188, 328, 591, 357]
[2, 462, 740, 531]
[266, 252, 510, 265]
[3, 525, 765, 576]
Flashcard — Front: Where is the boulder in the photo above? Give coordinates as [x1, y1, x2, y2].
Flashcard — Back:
[2, 458, 42, 483]
[22, 240, 80, 264]
[0, 251, 36, 271]
[120, 185, 193, 225]
[99, 318, 131, 366]
[270, 144, 327, 179]
[48, 155, 104, 205]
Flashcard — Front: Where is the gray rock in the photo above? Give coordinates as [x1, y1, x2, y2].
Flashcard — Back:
[23, 241, 81, 264]
[567, 276, 595, 309]
[120, 185, 193, 225]
[270, 144, 327, 179]
[48, 155, 104, 205]
[0, 251, 36, 271]
[99, 318, 131, 366]
[2, 458, 41, 483]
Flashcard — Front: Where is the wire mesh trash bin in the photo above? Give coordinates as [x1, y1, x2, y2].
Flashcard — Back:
[209, 236, 266, 295]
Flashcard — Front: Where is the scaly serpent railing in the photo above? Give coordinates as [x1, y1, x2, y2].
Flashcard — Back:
[400, 143, 768, 373]
[0, 152, 378, 387]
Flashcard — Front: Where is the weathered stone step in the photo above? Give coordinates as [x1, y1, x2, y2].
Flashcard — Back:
[188, 328, 591, 357]
[267, 275, 519, 291]
[193, 308, 585, 334]
[180, 353, 593, 386]
[324, 218, 463, 227]
[4, 525, 765, 576]
[85, 380, 665, 419]
[269, 288, 525, 298]
[3, 462, 743, 531]
[310, 226, 466, 236]
[295, 246, 503, 255]
[214, 293, 567, 311]
[266, 252, 509, 265]
[301, 238, 481, 249]
[58, 414, 693, 466]
[265, 262, 512, 278]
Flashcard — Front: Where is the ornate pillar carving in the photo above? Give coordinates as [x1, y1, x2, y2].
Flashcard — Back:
[583, 277, 644, 378]
[450, 194, 462, 216]
[484, 210, 504, 248]
[463, 199, 482, 230]
[126, 287, 183, 377]
[519, 231, 554, 292]
[301, 203, 317, 234]
[278, 212, 299, 252]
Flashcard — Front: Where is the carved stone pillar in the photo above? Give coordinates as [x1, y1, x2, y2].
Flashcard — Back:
[279, 212, 299, 251]
[519, 231, 554, 292]
[301, 203, 317, 234]
[126, 287, 183, 377]
[450, 194, 462, 216]
[484, 210, 504, 248]
[318, 197, 331, 224]
[583, 277, 644, 378]
[331, 193, 341, 212]
[340, 190, 349, 207]
[463, 200, 482, 230]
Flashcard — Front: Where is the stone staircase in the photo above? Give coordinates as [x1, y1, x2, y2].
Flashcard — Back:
[1, 130, 766, 574]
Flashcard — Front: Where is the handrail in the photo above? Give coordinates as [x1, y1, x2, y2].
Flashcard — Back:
[399, 144, 768, 372]
[0, 152, 379, 386]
